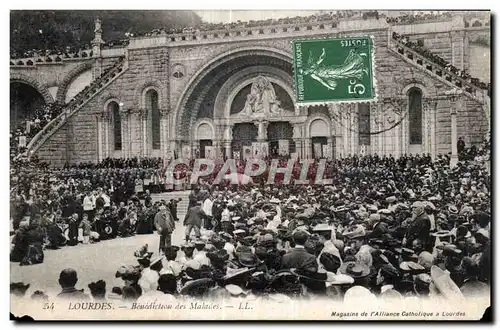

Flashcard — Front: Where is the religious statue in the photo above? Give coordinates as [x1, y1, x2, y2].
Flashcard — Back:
[240, 76, 283, 116]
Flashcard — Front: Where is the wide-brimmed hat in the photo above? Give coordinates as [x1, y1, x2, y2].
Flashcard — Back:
[290, 268, 335, 282]
[164, 245, 180, 254]
[233, 229, 246, 236]
[436, 244, 462, 257]
[194, 239, 206, 246]
[385, 196, 397, 203]
[342, 225, 366, 239]
[394, 247, 418, 260]
[181, 242, 195, 250]
[224, 284, 249, 296]
[431, 230, 452, 238]
[430, 265, 464, 300]
[180, 278, 215, 296]
[258, 233, 276, 247]
[223, 267, 253, 281]
[237, 252, 262, 268]
[312, 223, 334, 232]
[338, 262, 370, 279]
[206, 249, 230, 264]
[448, 205, 459, 214]
[399, 261, 426, 273]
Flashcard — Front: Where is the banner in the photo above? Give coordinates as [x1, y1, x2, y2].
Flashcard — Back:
[278, 140, 289, 156]
[260, 142, 269, 158]
[205, 146, 215, 160]
[322, 144, 330, 159]
[181, 145, 191, 159]
[252, 142, 260, 158]
[243, 146, 252, 160]
[313, 143, 323, 158]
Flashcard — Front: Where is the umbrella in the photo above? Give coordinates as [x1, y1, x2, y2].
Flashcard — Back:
[223, 173, 253, 185]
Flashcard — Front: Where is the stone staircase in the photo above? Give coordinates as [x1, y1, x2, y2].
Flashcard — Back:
[151, 190, 192, 219]
[26, 56, 129, 156]
[388, 35, 490, 125]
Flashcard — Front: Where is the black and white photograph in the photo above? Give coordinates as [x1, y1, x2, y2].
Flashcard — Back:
[8, 8, 491, 321]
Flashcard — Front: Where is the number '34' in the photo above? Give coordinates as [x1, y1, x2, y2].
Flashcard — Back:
[43, 302, 54, 310]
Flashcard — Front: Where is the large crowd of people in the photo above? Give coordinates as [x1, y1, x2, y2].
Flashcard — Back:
[10, 46, 93, 61]
[10, 137, 491, 303]
[10, 103, 64, 160]
[386, 12, 453, 24]
[392, 32, 491, 93]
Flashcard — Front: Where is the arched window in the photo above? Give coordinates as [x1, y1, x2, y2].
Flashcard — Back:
[146, 89, 161, 150]
[358, 103, 371, 145]
[108, 101, 122, 150]
[408, 87, 423, 145]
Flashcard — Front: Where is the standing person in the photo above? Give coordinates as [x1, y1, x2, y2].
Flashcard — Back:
[202, 193, 214, 230]
[67, 213, 79, 246]
[183, 201, 205, 242]
[188, 187, 199, 209]
[79, 214, 91, 244]
[82, 191, 95, 222]
[457, 137, 466, 155]
[169, 198, 180, 222]
[154, 205, 176, 254]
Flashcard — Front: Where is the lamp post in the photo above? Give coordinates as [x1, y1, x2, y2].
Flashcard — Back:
[443, 89, 463, 168]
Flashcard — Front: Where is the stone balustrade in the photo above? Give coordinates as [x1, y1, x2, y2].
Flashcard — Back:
[465, 18, 491, 28]
[10, 49, 93, 66]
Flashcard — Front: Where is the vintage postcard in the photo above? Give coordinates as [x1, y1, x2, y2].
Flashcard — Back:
[9, 9, 491, 321]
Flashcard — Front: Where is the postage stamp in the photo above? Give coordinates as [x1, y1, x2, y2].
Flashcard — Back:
[293, 36, 376, 105]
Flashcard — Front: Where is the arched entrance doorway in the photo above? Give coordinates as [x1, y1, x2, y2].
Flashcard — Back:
[309, 118, 330, 159]
[174, 48, 293, 142]
[267, 121, 295, 157]
[196, 122, 215, 158]
[10, 82, 46, 128]
[231, 123, 258, 160]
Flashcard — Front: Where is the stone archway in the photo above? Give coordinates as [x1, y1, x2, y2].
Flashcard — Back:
[173, 47, 293, 140]
[56, 60, 93, 104]
[10, 72, 54, 105]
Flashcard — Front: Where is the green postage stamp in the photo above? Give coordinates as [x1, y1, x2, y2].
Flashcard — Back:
[293, 36, 376, 105]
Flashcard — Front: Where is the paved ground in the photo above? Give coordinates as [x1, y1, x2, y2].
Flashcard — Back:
[10, 191, 190, 298]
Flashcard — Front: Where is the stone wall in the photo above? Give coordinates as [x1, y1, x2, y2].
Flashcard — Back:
[32, 24, 490, 165]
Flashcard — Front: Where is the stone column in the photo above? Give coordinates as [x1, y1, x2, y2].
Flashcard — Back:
[292, 123, 303, 159]
[224, 125, 233, 159]
[140, 108, 149, 157]
[423, 100, 436, 157]
[120, 108, 129, 158]
[159, 109, 169, 160]
[376, 103, 384, 156]
[103, 112, 110, 158]
[327, 136, 334, 160]
[340, 104, 349, 157]
[431, 100, 437, 160]
[400, 99, 408, 156]
[96, 113, 103, 162]
[350, 104, 358, 155]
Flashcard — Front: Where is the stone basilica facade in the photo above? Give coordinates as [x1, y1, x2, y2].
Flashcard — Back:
[10, 12, 490, 166]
